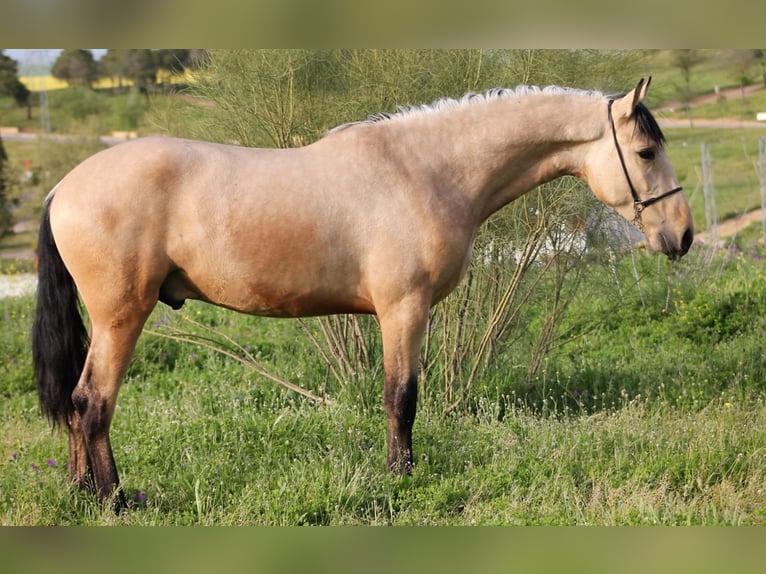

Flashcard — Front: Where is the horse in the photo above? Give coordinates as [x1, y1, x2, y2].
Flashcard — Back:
[32, 77, 693, 510]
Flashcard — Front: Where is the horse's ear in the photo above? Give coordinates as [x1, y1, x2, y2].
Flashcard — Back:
[634, 76, 651, 107]
[614, 77, 652, 119]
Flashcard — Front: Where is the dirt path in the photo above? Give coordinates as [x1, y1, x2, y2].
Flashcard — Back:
[695, 207, 766, 243]
[656, 82, 766, 130]
[659, 118, 766, 129]
[658, 82, 765, 113]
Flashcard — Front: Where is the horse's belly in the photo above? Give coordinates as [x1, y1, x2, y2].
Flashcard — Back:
[244, 293, 376, 318]
[160, 269, 374, 317]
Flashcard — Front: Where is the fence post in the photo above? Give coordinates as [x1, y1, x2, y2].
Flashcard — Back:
[759, 137, 765, 243]
[701, 141, 718, 241]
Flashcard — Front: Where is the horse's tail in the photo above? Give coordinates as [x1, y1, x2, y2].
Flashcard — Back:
[32, 191, 89, 428]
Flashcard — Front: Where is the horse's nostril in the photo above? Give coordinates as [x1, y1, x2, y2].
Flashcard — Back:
[681, 227, 694, 255]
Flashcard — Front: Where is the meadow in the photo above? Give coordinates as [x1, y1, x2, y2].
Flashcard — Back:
[2, 241, 765, 525]
[662, 126, 766, 229]
[1, 50, 766, 525]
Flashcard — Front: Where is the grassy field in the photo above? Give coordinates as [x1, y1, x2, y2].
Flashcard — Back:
[663, 127, 766, 228]
[644, 49, 766, 108]
[1, 85, 160, 135]
[2, 244, 765, 525]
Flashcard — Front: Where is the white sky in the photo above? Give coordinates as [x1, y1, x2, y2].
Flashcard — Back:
[3, 49, 106, 63]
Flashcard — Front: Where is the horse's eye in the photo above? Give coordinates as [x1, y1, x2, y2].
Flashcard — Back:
[638, 149, 656, 161]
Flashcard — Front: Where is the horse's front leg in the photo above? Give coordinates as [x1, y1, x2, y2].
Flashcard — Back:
[378, 296, 430, 473]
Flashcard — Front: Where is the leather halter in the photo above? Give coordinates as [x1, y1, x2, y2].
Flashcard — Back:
[607, 99, 683, 231]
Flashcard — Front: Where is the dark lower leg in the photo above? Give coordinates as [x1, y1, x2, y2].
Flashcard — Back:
[72, 385, 125, 511]
[67, 410, 93, 492]
[385, 373, 418, 473]
[90, 440, 125, 511]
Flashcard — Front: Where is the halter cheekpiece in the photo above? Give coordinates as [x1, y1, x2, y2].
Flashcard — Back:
[607, 99, 683, 231]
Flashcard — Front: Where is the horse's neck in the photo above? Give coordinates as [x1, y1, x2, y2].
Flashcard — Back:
[426, 95, 605, 223]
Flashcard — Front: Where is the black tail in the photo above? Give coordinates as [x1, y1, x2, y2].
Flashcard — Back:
[32, 194, 89, 428]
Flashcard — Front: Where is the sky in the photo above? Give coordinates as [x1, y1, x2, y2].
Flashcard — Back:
[3, 49, 106, 63]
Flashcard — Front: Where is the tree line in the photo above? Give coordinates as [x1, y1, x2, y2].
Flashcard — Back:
[50, 49, 207, 90]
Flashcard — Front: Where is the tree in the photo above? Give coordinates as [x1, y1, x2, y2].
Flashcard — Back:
[51, 49, 99, 87]
[0, 50, 31, 119]
[122, 49, 158, 89]
[728, 50, 756, 101]
[153, 50, 207, 84]
[673, 49, 703, 127]
[752, 49, 765, 87]
[101, 49, 208, 91]
[99, 49, 130, 89]
[0, 50, 20, 93]
[0, 134, 13, 237]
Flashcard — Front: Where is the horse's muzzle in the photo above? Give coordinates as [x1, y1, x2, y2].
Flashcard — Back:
[666, 227, 694, 261]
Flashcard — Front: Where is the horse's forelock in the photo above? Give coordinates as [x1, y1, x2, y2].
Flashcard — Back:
[633, 102, 666, 148]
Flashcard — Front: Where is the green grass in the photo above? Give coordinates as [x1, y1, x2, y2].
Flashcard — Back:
[671, 89, 766, 121]
[663, 127, 765, 230]
[0, 86, 168, 136]
[645, 49, 766, 106]
[2, 246, 766, 525]
[0, 259, 34, 274]
[3, 368, 764, 525]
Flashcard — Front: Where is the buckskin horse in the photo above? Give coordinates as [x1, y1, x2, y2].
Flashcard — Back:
[33, 78, 693, 510]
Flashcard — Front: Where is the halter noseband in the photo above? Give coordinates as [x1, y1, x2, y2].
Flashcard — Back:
[607, 99, 683, 231]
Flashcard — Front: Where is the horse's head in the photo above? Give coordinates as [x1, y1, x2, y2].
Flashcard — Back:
[585, 78, 694, 260]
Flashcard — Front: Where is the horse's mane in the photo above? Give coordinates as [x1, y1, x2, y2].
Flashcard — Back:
[327, 86, 606, 135]
[327, 85, 665, 148]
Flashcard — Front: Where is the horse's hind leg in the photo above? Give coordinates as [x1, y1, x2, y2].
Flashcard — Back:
[70, 304, 153, 510]
[67, 409, 93, 492]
